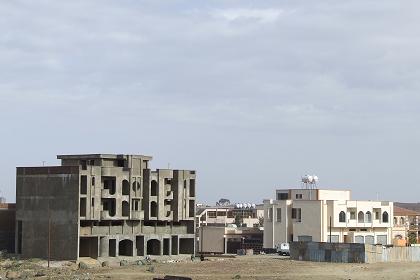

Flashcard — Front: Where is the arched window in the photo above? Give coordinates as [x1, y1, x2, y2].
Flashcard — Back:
[358, 211, 364, 223]
[400, 217, 405, 225]
[394, 217, 398, 225]
[365, 211, 372, 223]
[151, 180, 158, 196]
[132, 181, 141, 192]
[150, 201, 157, 217]
[122, 180, 130, 195]
[339, 211, 346, 222]
[382, 211, 389, 223]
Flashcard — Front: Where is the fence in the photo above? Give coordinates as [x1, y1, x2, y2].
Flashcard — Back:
[290, 241, 420, 263]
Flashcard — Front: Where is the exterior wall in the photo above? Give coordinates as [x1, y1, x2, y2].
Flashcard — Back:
[275, 189, 351, 201]
[198, 227, 225, 253]
[263, 199, 292, 248]
[16, 166, 80, 260]
[317, 190, 351, 201]
[0, 204, 16, 253]
[293, 200, 323, 242]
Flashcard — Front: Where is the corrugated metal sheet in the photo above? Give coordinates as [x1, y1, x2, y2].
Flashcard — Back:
[291, 242, 420, 263]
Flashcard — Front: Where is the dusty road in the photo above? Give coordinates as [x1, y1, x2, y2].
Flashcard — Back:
[2, 255, 420, 279]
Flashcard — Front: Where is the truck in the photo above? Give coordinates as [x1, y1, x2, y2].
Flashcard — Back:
[276, 243, 290, 256]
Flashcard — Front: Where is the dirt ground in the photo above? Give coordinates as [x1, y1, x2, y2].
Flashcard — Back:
[2, 255, 420, 279]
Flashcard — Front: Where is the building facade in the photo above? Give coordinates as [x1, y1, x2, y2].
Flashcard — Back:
[16, 154, 196, 260]
[196, 204, 264, 228]
[198, 226, 263, 254]
[263, 188, 393, 248]
[392, 206, 420, 246]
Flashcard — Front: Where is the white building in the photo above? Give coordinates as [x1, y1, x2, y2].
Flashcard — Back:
[263, 188, 393, 248]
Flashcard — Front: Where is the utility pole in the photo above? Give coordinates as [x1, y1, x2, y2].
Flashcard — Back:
[329, 216, 332, 243]
[48, 204, 51, 268]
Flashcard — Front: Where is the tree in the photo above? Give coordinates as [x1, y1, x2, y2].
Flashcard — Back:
[216, 198, 230, 206]
[258, 216, 264, 227]
[408, 232, 417, 244]
[234, 214, 243, 227]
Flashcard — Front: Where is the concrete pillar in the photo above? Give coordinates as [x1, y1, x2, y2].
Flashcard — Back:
[99, 236, 109, 257]
[224, 237, 227, 254]
[133, 237, 136, 256]
[169, 237, 172, 256]
[160, 237, 164, 256]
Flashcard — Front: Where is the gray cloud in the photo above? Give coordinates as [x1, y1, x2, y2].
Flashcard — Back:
[0, 1, 419, 203]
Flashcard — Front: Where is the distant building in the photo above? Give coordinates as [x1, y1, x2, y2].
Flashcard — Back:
[198, 226, 263, 254]
[392, 206, 420, 246]
[263, 188, 393, 248]
[0, 203, 15, 253]
[196, 204, 264, 228]
[16, 154, 196, 260]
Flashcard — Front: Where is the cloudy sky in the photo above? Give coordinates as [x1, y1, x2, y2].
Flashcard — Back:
[1, 1, 419, 203]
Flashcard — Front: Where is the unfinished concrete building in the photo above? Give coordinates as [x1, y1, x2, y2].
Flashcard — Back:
[16, 154, 196, 260]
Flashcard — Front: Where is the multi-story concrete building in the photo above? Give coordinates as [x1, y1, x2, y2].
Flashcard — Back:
[16, 154, 196, 260]
[263, 188, 393, 248]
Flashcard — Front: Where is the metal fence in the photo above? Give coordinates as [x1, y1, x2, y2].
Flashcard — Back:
[290, 241, 420, 263]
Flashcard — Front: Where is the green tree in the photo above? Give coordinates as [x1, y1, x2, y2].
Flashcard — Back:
[408, 232, 417, 244]
[234, 214, 243, 227]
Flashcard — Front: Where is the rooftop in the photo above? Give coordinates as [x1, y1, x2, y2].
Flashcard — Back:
[394, 206, 420, 216]
[57, 154, 153, 160]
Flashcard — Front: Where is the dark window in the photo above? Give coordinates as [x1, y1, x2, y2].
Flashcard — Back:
[277, 193, 288, 200]
[339, 211, 346, 222]
[151, 180, 158, 196]
[295, 194, 303, 199]
[383, 211, 389, 223]
[122, 180, 130, 195]
[91, 177, 95, 186]
[189, 179, 195, 197]
[80, 176, 87, 194]
[81, 160, 87, 170]
[292, 208, 301, 222]
[117, 160, 125, 167]
[358, 211, 364, 223]
[89, 160, 95, 166]
[276, 208, 281, 222]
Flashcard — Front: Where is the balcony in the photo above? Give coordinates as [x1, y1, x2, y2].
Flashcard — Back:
[80, 227, 92, 236]
[101, 211, 117, 220]
[131, 211, 144, 220]
[165, 192, 173, 200]
[101, 189, 115, 198]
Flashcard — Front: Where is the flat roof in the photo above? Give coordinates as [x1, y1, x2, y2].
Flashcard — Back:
[276, 188, 351, 192]
[57, 154, 153, 160]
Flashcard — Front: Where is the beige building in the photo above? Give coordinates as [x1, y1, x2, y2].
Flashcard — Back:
[264, 188, 393, 248]
[392, 206, 420, 245]
[198, 226, 263, 254]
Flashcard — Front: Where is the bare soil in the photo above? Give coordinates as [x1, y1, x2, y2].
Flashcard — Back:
[2, 255, 420, 279]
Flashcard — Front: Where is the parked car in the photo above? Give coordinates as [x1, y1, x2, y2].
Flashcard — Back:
[276, 243, 290, 256]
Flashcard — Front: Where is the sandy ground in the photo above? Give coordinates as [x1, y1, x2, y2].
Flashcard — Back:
[2, 255, 420, 279]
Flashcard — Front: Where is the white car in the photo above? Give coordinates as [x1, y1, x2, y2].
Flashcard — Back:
[276, 243, 290, 256]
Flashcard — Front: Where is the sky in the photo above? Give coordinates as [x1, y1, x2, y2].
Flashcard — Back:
[1, 0, 420, 204]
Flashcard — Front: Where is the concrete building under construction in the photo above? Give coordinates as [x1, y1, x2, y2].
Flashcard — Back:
[15, 154, 196, 260]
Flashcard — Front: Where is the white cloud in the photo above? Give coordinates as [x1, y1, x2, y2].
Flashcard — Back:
[211, 8, 283, 23]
